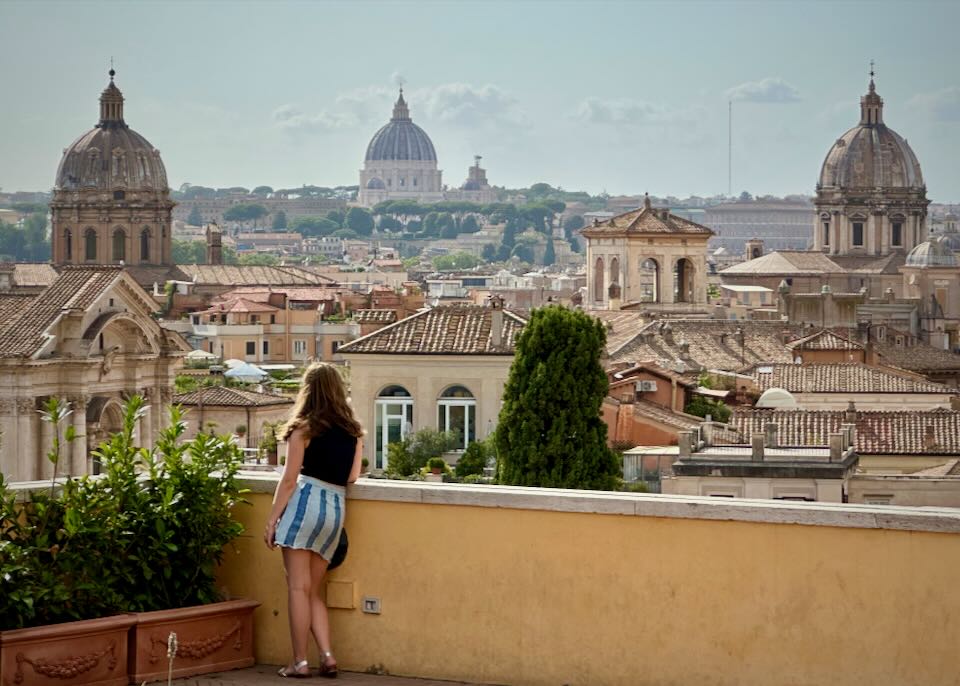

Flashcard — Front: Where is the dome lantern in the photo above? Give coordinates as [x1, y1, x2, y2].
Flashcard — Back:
[98, 68, 126, 129]
[859, 62, 883, 126]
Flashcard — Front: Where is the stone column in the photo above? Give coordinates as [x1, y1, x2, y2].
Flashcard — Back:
[878, 213, 888, 255]
[69, 394, 89, 476]
[16, 398, 37, 481]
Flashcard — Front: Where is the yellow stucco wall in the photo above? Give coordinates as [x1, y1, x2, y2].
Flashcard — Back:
[218, 483, 960, 686]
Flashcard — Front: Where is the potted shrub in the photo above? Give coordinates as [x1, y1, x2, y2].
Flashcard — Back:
[427, 457, 447, 475]
[259, 423, 278, 465]
[0, 396, 258, 685]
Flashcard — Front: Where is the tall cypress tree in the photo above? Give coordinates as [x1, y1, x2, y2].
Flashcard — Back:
[495, 306, 620, 490]
[543, 236, 556, 266]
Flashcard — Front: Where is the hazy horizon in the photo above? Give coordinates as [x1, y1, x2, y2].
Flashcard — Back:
[2, 0, 958, 202]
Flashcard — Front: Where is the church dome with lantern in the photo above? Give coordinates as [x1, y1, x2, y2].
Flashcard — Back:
[358, 89, 444, 207]
[55, 71, 169, 193]
[50, 70, 174, 269]
[812, 68, 929, 257]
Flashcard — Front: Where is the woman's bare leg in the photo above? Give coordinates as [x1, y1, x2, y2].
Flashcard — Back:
[308, 552, 336, 666]
[282, 547, 314, 673]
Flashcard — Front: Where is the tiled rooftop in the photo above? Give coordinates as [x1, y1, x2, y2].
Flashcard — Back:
[731, 407, 960, 455]
[720, 250, 844, 275]
[750, 362, 952, 394]
[0, 266, 124, 357]
[173, 386, 294, 408]
[353, 309, 398, 324]
[786, 330, 863, 351]
[580, 201, 713, 236]
[339, 305, 526, 355]
[179, 265, 336, 286]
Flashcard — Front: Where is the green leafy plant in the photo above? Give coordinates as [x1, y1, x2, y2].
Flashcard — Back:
[427, 457, 447, 471]
[684, 396, 732, 423]
[385, 429, 459, 478]
[455, 438, 492, 478]
[0, 396, 246, 631]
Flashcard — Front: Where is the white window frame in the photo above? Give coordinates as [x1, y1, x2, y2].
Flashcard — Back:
[437, 386, 477, 451]
[375, 386, 414, 470]
[293, 339, 307, 356]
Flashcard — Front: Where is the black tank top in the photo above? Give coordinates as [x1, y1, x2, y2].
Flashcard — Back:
[300, 424, 358, 487]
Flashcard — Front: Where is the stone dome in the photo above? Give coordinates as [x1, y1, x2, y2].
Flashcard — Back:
[365, 177, 386, 190]
[364, 90, 437, 162]
[818, 77, 923, 190]
[905, 239, 958, 268]
[55, 72, 168, 192]
[756, 387, 797, 409]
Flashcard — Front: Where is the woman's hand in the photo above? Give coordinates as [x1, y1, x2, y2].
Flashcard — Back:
[263, 519, 277, 550]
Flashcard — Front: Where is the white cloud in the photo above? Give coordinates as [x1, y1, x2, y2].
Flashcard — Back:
[726, 77, 801, 103]
[417, 83, 525, 128]
[571, 97, 688, 126]
[272, 81, 526, 135]
[271, 104, 358, 133]
[908, 86, 960, 121]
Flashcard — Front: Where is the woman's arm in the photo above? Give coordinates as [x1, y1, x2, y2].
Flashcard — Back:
[263, 428, 307, 549]
[347, 437, 363, 484]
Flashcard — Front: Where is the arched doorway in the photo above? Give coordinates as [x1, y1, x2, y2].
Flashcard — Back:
[86, 396, 125, 474]
[673, 258, 695, 303]
[640, 258, 660, 303]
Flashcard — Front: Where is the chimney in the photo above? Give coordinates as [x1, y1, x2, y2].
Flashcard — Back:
[764, 422, 779, 449]
[679, 340, 690, 358]
[924, 425, 937, 450]
[662, 324, 674, 345]
[845, 401, 857, 425]
[751, 434, 765, 461]
[829, 433, 844, 462]
[678, 430, 693, 459]
[205, 222, 223, 266]
[489, 294, 504, 347]
[840, 422, 855, 451]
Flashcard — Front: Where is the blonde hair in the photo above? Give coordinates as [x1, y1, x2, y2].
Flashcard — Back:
[280, 362, 363, 441]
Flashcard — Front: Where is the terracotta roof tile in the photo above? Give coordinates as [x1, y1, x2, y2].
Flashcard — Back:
[750, 363, 951, 394]
[580, 204, 713, 237]
[731, 408, 960, 455]
[631, 399, 702, 431]
[12, 263, 57, 287]
[786, 330, 863, 351]
[610, 320, 803, 372]
[179, 265, 335, 286]
[720, 251, 845, 275]
[353, 309, 398, 324]
[173, 386, 294, 408]
[339, 305, 526, 355]
[0, 266, 122, 358]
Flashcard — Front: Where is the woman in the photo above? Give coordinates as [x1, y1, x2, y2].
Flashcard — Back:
[264, 362, 363, 679]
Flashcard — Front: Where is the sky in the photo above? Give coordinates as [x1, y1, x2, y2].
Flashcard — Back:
[1, 0, 959, 201]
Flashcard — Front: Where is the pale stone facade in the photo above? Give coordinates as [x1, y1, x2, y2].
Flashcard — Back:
[0, 267, 189, 480]
[581, 195, 713, 309]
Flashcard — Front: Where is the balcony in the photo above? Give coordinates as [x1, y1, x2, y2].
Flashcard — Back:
[215, 476, 960, 686]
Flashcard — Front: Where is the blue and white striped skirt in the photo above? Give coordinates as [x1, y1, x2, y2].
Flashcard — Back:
[275, 475, 346, 562]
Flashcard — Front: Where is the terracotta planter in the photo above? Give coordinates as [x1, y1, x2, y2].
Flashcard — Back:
[0, 614, 135, 686]
[127, 599, 259, 683]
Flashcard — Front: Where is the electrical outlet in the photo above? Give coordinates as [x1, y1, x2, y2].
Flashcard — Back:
[362, 596, 381, 614]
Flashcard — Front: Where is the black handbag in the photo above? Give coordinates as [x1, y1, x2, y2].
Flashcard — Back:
[328, 528, 348, 570]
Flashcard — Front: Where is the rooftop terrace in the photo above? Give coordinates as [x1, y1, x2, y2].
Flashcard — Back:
[200, 475, 960, 686]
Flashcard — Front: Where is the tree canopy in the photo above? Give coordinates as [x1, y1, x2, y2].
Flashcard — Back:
[271, 210, 287, 231]
[223, 204, 268, 225]
[345, 207, 374, 236]
[496, 306, 620, 490]
[186, 205, 203, 226]
[432, 252, 482, 271]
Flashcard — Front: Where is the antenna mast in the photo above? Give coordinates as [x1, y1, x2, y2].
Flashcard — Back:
[728, 100, 732, 197]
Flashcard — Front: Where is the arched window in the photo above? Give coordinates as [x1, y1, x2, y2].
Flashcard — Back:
[437, 385, 476, 451]
[140, 227, 151, 262]
[374, 385, 414, 470]
[610, 257, 620, 285]
[673, 258, 695, 303]
[640, 258, 660, 303]
[84, 228, 97, 261]
[594, 257, 604, 301]
[112, 228, 126, 262]
[64, 229, 72, 261]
